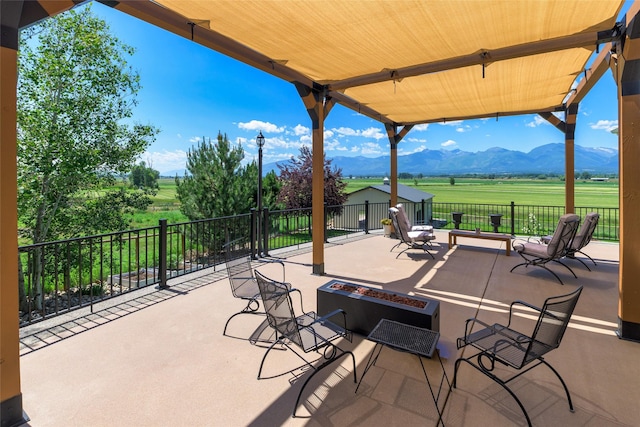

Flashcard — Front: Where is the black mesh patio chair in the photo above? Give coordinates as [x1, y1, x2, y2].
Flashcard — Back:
[222, 245, 286, 339]
[454, 286, 583, 427]
[389, 207, 436, 259]
[254, 270, 357, 417]
[511, 213, 580, 285]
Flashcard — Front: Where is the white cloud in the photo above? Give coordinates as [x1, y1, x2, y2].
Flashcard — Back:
[437, 120, 463, 127]
[407, 137, 427, 143]
[456, 125, 472, 133]
[361, 127, 385, 140]
[590, 119, 618, 132]
[398, 145, 427, 155]
[441, 140, 457, 147]
[413, 124, 429, 131]
[189, 136, 201, 143]
[525, 115, 548, 128]
[142, 150, 188, 174]
[332, 126, 384, 140]
[237, 120, 285, 133]
[333, 127, 359, 137]
[293, 124, 309, 136]
[324, 129, 334, 138]
[359, 142, 385, 155]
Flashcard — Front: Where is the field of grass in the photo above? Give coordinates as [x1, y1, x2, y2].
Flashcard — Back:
[131, 177, 618, 228]
[343, 177, 619, 208]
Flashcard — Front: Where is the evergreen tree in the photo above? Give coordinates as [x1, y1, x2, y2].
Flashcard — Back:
[175, 133, 257, 220]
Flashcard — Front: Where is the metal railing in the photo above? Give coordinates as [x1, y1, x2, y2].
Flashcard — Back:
[18, 200, 618, 327]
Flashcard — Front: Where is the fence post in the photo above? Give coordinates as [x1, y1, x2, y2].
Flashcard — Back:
[510, 201, 516, 236]
[250, 208, 257, 259]
[262, 207, 269, 257]
[158, 219, 168, 289]
[364, 200, 369, 234]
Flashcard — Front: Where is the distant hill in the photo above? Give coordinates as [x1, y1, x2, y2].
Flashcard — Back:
[264, 143, 618, 176]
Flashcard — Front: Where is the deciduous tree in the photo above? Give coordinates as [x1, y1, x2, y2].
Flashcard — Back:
[277, 146, 348, 218]
[17, 6, 157, 309]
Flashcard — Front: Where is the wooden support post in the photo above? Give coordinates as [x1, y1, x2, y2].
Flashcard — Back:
[565, 103, 578, 214]
[616, 11, 640, 341]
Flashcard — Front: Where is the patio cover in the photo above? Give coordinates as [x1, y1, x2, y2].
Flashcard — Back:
[142, 0, 623, 125]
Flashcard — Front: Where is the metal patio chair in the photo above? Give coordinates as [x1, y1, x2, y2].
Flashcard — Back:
[454, 286, 583, 427]
[389, 207, 436, 259]
[222, 243, 286, 340]
[511, 213, 580, 285]
[566, 212, 600, 269]
[396, 203, 434, 232]
[254, 270, 357, 417]
[542, 212, 600, 271]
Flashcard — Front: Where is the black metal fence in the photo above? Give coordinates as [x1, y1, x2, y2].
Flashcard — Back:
[18, 200, 618, 327]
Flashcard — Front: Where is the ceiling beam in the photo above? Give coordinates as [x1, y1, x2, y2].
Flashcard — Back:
[328, 91, 395, 125]
[565, 44, 613, 106]
[329, 30, 621, 91]
[103, 0, 315, 88]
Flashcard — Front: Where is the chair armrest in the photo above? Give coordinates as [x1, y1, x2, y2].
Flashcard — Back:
[318, 308, 349, 334]
[284, 287, 306, 315]
[507, 300, 542, 326]
[256, 258, 286, 282]
[457, 317, 494, 348]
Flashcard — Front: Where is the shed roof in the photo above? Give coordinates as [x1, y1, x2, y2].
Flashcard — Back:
[351, 183, 434, 203]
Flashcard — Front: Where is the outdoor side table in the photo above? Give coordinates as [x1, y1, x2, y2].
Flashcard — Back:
[356, 318, 450, 426]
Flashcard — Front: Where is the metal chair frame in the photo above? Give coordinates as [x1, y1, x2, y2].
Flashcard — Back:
[222, 244, 286, 339]
[254, 270, 357, 417]
[389, 207, 435, 259]
[454, 286, 583, 427]
[565, 212, 600, 270]
[511, 214, 580, 285]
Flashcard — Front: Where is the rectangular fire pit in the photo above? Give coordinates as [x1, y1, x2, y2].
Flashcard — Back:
[317, 280, 439, 336]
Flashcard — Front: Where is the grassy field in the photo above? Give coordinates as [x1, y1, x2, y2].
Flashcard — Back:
[344, 177, 619, 207]
[132, 177, 619, 228]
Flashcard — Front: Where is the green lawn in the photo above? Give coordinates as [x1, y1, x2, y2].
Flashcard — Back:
[131, 177, 618, 228]
[343, 177, 619, 207]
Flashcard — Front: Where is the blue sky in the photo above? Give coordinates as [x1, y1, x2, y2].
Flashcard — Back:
[88, 2, 621, 175]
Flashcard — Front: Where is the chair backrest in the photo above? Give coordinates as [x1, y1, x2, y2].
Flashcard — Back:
[524, 286, 582, 364]
[254, 270, 302, 347]
[570, 212, 599, 251]
[389, 207, 410, 243]
[395, 204, 413, 230]
[546, 214, 580, 258]
[225, 255, 254, 298]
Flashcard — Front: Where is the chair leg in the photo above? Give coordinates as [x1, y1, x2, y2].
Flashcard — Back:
[292, 348, 357, 418]
[222, 298, 263, 337]
[453, 355, 533, 427]
[552, 259, 577, 278]
[510, 262, 567, 286]
[576, 250, 597, 267]
[257, 337, 290, 379]
[568, 250, 597, 271]
[539, 358, 574, 412]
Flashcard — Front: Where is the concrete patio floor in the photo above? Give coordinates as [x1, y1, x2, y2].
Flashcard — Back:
[18, 230, 639, 426]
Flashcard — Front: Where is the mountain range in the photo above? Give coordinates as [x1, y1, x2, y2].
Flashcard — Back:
[264, 143, 618, 177]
